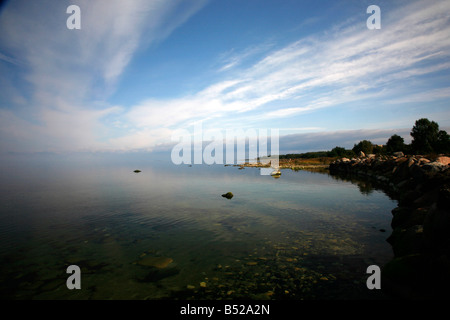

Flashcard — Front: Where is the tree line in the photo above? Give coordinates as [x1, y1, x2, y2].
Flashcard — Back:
[280, 118, 450, 159]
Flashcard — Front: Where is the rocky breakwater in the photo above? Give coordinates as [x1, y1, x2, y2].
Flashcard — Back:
[329, 153, 450, 299]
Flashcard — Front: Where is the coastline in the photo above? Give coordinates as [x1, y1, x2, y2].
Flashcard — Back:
[236, 157, 333, 173]
[329, 153, 450, 299]
[238, 153, 450, 299]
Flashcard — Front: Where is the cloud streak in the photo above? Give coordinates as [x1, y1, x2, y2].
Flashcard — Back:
[0, 0, 207, 153]
[110, 0, 450, 151]
[0, 0, 449, 154]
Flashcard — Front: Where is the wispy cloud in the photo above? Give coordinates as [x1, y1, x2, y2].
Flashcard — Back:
[0, 0, 207, 153]
[114, 0, 450, 150]
[217, 42, 275, 72]
[0, 0, 449, 154]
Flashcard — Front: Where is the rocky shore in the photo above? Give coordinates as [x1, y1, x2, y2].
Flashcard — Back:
[329, 153, 450, 299]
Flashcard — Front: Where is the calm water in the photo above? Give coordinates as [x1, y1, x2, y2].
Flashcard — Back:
[0, 154, 396, 300]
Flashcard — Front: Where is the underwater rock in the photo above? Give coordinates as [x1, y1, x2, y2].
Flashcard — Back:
[222, 192, 234, 199]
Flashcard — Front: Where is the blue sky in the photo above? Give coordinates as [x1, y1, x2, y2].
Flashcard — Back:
[0, 0, 449, 155]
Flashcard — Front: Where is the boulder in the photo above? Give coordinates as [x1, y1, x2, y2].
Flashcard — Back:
[436, 156, 450, 166]
[221, 192, 234, 199]
[417, 157, 430, 165]
[422, 162, 446, 175]
[387, 225, 425, 257]
[437, 185, 450, 210]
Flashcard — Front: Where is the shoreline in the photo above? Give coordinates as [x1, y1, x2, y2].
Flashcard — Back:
[235, 158, 333, 173]
[329, 153, 450, 299]
[238, 153, 450, 299]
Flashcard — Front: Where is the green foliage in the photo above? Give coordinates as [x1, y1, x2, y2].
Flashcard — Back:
[410, 118, 450, 154]
[280, 151, 329, 159]
[328, 146, 346, 157]
[352, 140, 374, 155]
[328, 146, 354, 158]
[436, 130, 450, 153]
[280, 147, 354, 159]
[279, 118, 449, 160]
[410, 118, 439, 154]
[372, 144, 386, 155]
[386, 134, 405, 153]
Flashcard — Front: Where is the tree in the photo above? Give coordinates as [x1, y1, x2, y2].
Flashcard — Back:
[329, 146, 347, 157]
[410, 118, 440, 154]
[385, 134, 405, 153]
[372, 144, 386, 155]
[436, 130, 450, 154]
[352, 140, 374, 155]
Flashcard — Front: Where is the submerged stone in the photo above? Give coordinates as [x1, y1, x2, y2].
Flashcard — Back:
[222, 192, 234, 199]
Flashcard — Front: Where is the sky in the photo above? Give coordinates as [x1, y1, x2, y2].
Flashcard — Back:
[0, 0, 449, 156]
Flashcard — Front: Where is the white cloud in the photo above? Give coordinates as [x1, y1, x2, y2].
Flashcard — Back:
[0, 0, 207, 153]
[115, 0, 450, 148]
[1, 0, 449, 154]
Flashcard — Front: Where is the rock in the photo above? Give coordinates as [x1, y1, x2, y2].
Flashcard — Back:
[133, 170, 141, 173]
[387, 225, 425, 257]
[417, 158, 430, 165]
[392, 207, 428, 229]
[393, 151, 404, 157]
[407, 158, 416, 168]
[437, 185, 450, 210]
[382, 253, 450, 299]
[436, 156, 450, 166]
[413, 190, 439, 207]
[136, 256, 173, 268]
[358, 151, 365, 157]
[396, 179, 413, 190]
[329, 153, 450, 299]
[382, 254, 425, 288]
[423, 205, 450, 255]
[221, 192, 234, 199]
[421, 162, 446, 175]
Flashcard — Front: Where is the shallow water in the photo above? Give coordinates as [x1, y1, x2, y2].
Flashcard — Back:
[0, 154, 396, 300]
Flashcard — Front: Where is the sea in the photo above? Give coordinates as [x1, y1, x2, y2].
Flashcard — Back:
[0, 152, 396, 301]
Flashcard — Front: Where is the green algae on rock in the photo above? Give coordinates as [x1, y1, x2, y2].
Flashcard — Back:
[222, 192, 234, 199]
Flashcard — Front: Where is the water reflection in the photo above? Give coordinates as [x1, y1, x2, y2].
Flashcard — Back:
[0, 156, 396, 300]
[328, 171, 396, 198]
